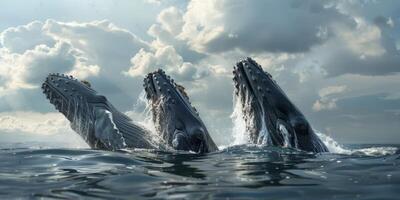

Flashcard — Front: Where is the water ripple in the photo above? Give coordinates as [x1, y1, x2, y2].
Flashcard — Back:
[0, 144, 399, 199]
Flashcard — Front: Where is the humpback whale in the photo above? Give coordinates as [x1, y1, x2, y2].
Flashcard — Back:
[143, 69, 219, 153]
[41, 73, 162, 151]
[232, 58, 329, 153]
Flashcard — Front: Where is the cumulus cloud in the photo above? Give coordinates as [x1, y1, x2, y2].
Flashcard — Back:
[0, 111, 87, 147]
[0, 20, 148, 93]
[157, 7, 184, 36]
[0, 0, 400, 145]
[124, 45, 207, 81]
[0, 19, 150, 112]
[0, 21, 55, 54]
[306, 17, 400, 77]
[125, 6, 208, 82]
[0, 41, 99, 92]
[0, 112, 69, 135]
[178, 0, 351, 54]
[172, 0, 400, 78]
[44, 20, 149, 73]
[313, 85, 347, 111]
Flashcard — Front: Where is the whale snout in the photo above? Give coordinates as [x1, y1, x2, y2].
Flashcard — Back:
[143, 69, 218, 153]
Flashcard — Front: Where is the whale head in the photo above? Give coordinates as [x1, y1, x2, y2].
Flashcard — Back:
[41, 73, 102, 122]
[232, 58, 328, 152]
[41, 73, 144, 150]
[143, 69, 218, 153]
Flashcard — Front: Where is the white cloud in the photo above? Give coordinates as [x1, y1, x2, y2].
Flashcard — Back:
[0, 21, 55, 54]
[124, 45, 206, 81]
[157, 7, 183, 35]
[0, 112, 69, 135]
[125, 6, 208, 82]
[336, 17, 385, 57]
[0, 1, 400, 145]
[0, 19, 150, 113]
[313, 85, 347, 111]
[43, 20, 149, 70]
[178, 0, 348, 53]
[174, 0, 400, 78]
[318, 85, 348, 97]
[0, 41, 99, 92]
[1, 20, 150, 94]
[0, 111, 88, 147]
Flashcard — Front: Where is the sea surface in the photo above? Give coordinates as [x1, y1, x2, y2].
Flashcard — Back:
[0, 142, 398, 200]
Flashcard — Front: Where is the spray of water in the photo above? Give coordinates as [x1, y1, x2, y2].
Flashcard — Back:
[69, 96, 94, 143]
[315, 132, 398, 156]
[315, 132, 350, 154]
[230, 93, 248, 145]
[126, 90, 163, 146]
[231, 87, 271, 146]
[131, 91, 157, 133]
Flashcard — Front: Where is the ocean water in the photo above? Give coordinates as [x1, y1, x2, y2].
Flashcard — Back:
[0, 142, 399, 199]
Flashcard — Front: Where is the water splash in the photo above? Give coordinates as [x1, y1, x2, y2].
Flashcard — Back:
[127, 91, 157, 135]
[231, 87, 271, 145]
[126, 90, 167, 148]
[151, 95, 175, 146]
[230, 93, 247, 145]
[315, 132, 351, 154]
[278, 123, 290, 148]
[316, 131, 398, 156]
[69, 97, 94, 143]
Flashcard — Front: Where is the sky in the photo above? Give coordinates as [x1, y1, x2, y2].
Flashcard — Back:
[0, 0, 399, 147]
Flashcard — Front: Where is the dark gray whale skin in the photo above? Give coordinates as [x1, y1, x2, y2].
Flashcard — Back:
[42, 73, 158, 151]
[143, 69, 218, 153]
[233, 58, 329, 153]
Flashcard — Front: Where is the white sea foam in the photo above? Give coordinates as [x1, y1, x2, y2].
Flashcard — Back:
[315, 132, 351, 154]
[316, 131, 397, 156]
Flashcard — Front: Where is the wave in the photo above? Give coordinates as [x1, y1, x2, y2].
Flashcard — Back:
[315, 132, 398, 156]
